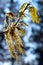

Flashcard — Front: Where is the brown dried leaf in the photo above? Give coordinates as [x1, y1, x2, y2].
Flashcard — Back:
[5, 12, 14, 19]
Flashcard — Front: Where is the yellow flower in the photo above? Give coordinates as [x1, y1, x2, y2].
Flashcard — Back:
[4, 22, 24, 61]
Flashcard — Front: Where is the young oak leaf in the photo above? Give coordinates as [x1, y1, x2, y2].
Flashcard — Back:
[28, 7, 40, 23]
[17, 27, 24, 36]
[19, 3, 27, 12]
[14, 21, 28, 36]
[19, 3, 27, 19]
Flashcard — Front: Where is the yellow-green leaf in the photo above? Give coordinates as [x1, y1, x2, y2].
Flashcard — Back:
[17, 27, 24, 36]
[28, 7, 40, 23]
[19, 3, 27, 12]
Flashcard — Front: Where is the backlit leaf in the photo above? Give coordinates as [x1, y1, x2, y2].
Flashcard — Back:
[28, 7, 40, 23]
[17, 27, 24, 36]
[19, 3, 27, 12]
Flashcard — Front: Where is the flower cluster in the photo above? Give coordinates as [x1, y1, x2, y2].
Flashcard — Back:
[3, 2, 40, 61]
